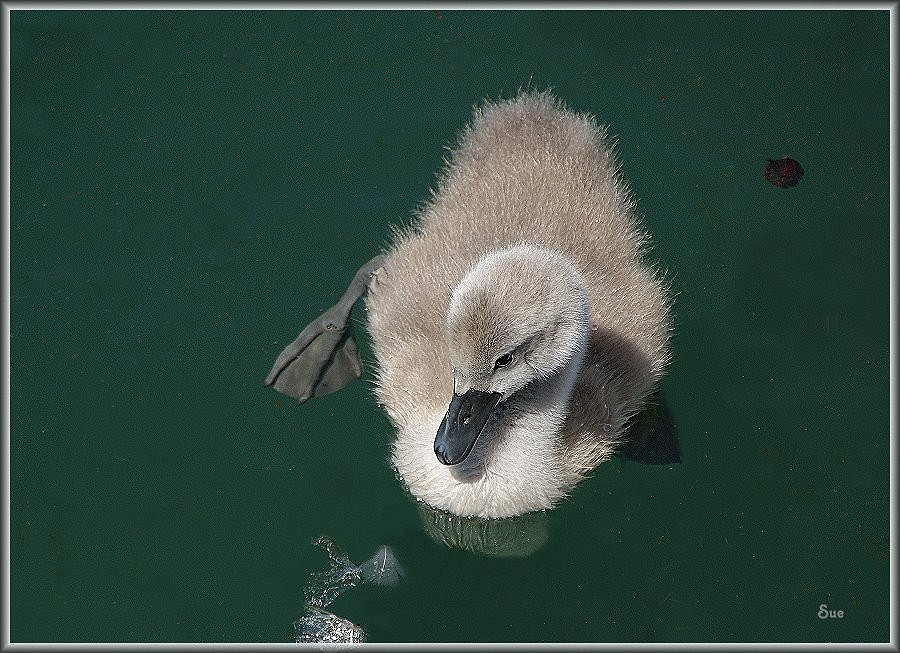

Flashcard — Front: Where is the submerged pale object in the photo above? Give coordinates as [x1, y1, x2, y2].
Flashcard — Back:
[359, 544, 405, 587]
[294, 606, 365, 645]
[294, 536, 404, 644]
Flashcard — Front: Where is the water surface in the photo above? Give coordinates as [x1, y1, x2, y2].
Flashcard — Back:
[9, 9, 890, 642]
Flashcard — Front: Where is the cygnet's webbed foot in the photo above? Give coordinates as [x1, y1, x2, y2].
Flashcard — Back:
[264, 255, 385, 403]
[616, 389, 682, 465]
[266, 320, 362, 403]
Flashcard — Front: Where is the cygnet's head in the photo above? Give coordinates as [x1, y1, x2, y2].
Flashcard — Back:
[447, 244, 590, 396]
[434, 244, 590, 466]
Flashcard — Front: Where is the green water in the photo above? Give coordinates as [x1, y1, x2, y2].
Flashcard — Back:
[9, 9, 890, 643]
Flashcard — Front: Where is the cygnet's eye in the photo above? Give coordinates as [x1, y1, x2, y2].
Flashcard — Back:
[494, 352, 513, 369]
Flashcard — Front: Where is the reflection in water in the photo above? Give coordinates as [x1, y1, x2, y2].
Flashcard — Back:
[418, 504, 549, 557]
[293, 535, 405, 643]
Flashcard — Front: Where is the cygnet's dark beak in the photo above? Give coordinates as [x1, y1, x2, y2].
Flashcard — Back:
[434, 388, 502, 465]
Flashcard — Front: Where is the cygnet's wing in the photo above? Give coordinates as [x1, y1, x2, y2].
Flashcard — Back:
[264, 255, 385, 403]
[616, 389, 682, 465]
